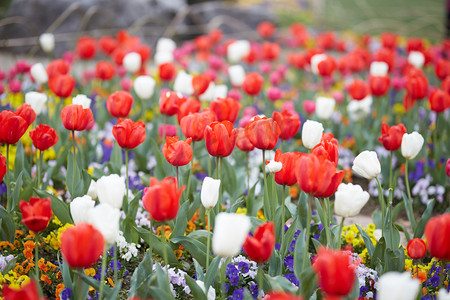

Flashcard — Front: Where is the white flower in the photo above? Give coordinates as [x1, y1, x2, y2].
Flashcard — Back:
[315, 96, 335, 119]
[196, 280, 216, 300]
[70, 195, 95, 224]
[438, 288, 450, 300]
[214, 84, 228, 99]
[25, 91, 47, 115]
[123, 52, 141, 73]
[408, 51, 425, 69]
[266, 160, 282, 173]
[39, 33, 55, 53]
[347, 96, 372, 121]
[134, 75, 156, 100]
[310, 54, 327, 75]
[212, 212, 251, 257]
[334, 183, 370, 217]
[227, 40, 250, 63]
[201, 177, 221, 209]
[72, 94, 91, 109]
[301, 120, 324, 149]
[87, 179, 97, 199]
[228, 65, 246, 87]
[199, 82, 216, 102]
[96, 174, 126, 209]
[401, 131, 424, 160]
[352, 151, 381, 180]
[30, 63, 48, 85]
[156, 38, 176, 53]
[373, 229, 382, 241]
[154, 51, 174, 66]
[369, 61, 389, 76]
[88, 203, 121, 245]
[377, 272, 420, 300]
[174, 70, 194, 95]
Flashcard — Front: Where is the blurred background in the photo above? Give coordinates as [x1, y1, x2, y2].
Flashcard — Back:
[0, 0, 446, 58]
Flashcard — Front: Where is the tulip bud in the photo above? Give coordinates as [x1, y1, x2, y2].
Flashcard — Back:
[96, 174, 126, 209]
[377, 272, 420, 300]
[303, 100, 316, 115]
[227, 40, 250, 63]
[301, 120, 324, 149]
[369, 61, 389, 76]
[401, 131, 424, 159]
[123, 52, 142, 73]
[134, 75, 156, 99]
[70, 195, 95, 224]
[25, 91, 47, 115]
[334, 183, 369, 217]
[196, 280, 216, 300]
[154, 51, 174, 66]
[310, 54, 327, 75]
[72, 94, 92, 109]
[174, 70, 194, 95]
[212, 212, 251, 257]
[406, 238, 426, 259]
[266, 160, 282, 173]
[30, 63, 48, 84]
[39, 33, 55, 53]
[156, 37, 176, 53]
[88, 203, 121, 245]
[228, 65, 245, 87]
[201, 177, 221, 209]
[408, 51, 425, 69]
[315, 96, 335, 120]
[352, 150, 381, 180]
[87, 179, 97, 199]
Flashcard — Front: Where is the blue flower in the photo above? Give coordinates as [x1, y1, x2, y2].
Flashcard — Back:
[284, 273, 299, 286]
[109, 260, 122, 271]
[238, 261, 249, 274]
[226, 264, 239, 277]
[430, 275, 440, 288]
[275, 243, 281, 251]
[232, 288, 244, 300]
[360, 285, 369, 297]
[249, 283, 259, 299]
[224, 283, 230, 293]
[284, 255, 294, 272]
[229, 274, 240, 286]
[61, 288, 72, 300]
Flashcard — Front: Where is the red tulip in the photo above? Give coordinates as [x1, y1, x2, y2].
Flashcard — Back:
[288, 53, 307, 70]
[107, 91, 134, 118]
[374, 48, 394, 71]
[48, 74, 76, 98]
[446, 159, 450, 177]
[60, 223, 105, 268]
[265, 291, 303, 300]
[112, 118, 146, 149]
[257, 21, 276, 38]
[112, 48, 126, 65]
[317, 32, 335, 50]
[242, 72, 264, 96]
[245, 117, 280, 150]
[429, 89, 450, 113]
[407, 238, 427, 259]
[316, 55, 336, 77]
[405, 68, 428, 100]
[235, 128, 255, 152]
[435, 59, 450, 80]
[177, 98, 201, 124]
[407, 37, 424, 53]
[99, 36, 118, 55]
[95, 61, 115, 81]
[204, 121, 237, 157]
[16, 103, 36, 126]
[160, 91, 183, 116]
[159, 62, 176, 81]
[378, 123, 407, 151]
[142, 177, 185, 222]
[162, 136, 193, 166]
[0, 110, 28, 144]
[424, 213, 450, 261]
[243, 222, 275, 263]
[312, 247, 356, 298]
[274, 149, 304, 186]
[61, 104, 94, 131]
[380, 32, 398, 50]
[369, 76, 390, 97]
[76, 36, 96, 60]
[209, 29, 223, 44]
[180, 109, 215, 142]
[19, 197, 52, 232]
[403, 93, 416, 112]
[262, 42, 281, 61]
[272, 110, 301, 140]
[0, 153, 6, 183]
[442, 76, 450, 94]
[2, 279, 45, 300]
[29, 124, 59, 151]
[192, 74, 211, 97]
[347, 79, 370, 101]
[136, 44, 151, 63]
[46, 59, 70, 79]
[210, 97, 241, 123]
[311, 133, 339, 166]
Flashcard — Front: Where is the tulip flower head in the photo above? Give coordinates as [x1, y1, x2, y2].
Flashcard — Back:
[29, 124, 59, 151]
[112, 118, 146, 149]
[25, 91, 47, 115]
[407, 238, 427, 259]
[228, 65, 246, 87]
[162, 136, 193, 166]
[30, 63, 48, 85]
[212, 212, 251, 257]
[266, 159, 282, 173]
[0, 153, 6, 183]
[70, 195, 96, 224]
[61, 104, 94, 132]
[134, 75, 156, 100]
[210, 97, 241, 123]
[334, 183, 369, 218]
[378, 123, 407, 151]
[242, 72, 264, 96]
[245, 116, 280, 150]
[243, 222, 276, 263]
[48, 74, 76, 98]
[87, 203, 121, 245]
[123, 52, 142, 73]
[107, 91, 134, 118]
[201, 177, 221, 209]
[301, 120, 324, 149]
[272, 110, 301, 141]
[0, 110, 28, 145]
[401, 131, 424, 160]
[19, 197, 53, 232]
[96, 174, 126, 209]
[377, 272, 420, 300]
[352, 150, 381, 180]
[315, 96, 335, 120]
[204, 121, 237, 157]
[273, 149, 304, 186]
[2, 279, 45, 300]
[39, 33, 55, 53]
[16, 103, 36, 127]
[72, 94, 92, 109]
[424, 213, 450, 261]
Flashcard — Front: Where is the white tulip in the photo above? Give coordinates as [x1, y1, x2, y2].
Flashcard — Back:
[266, 160, 282, 173]
[347, 95, 372, 121]
[30, 63, 48, 85]
[377, 272, 420, 300]
[25, 92, 47, 115]
[96, 174, 126, 209]
[70, 195, 95, 224]
[201, 177, 221, 209]
[39, 33, 55, 53]
[154, 51, 174, 66]
[134, 75, 156, 100]
[369, 61, 389, 76]
[227, 40, 250, 63]
[438, 288, 450, 300]
[123, 52, 141, 73]
[88, 203, 121, 245]
[174, 70, 194, 95]
[373, 229, 382, 241]
[302, 120, 324, 149]
[196, 280, 216, 300]
[214, 84, 228, 99]
[334, 183, 370, 217]
[352, 151, 381, 180]
[315, 96, 335, 120]
[310, 54, 327, 75]
[156, 38, 176, 53]
[87, 179, 97, 200]
[72, 94, 91, 109]
[199, 82, 215, 102]
[401, 131, 424, 160]
[212, 212, 251, 257]
[408, 51, 425, 69]
[228, 65, 246, 87]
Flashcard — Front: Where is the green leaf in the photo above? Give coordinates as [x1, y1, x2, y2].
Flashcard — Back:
[171, 201, 189, 238]
[10, 171, 23, 212]
[263, 177, 273, 222]
[268, 250, 282, 276]
[246, 181, 262, 217]
[298, 267, 317, 300]
[171, 234, 207, 267]
[394, 223, 411, 242]
[356, 224, 375, 259]
[222, 158, 238, 198]
[384, 247, 405, 272]
[135, 226, 178, 265]
[155, 264, 174, 299]
[280, 217, 298, 258]
[109, 142, 123, 174]
[193, 259, 204, 282]
[14, 142, 25, 179]
[297, 192, 308, 229]
[414, 199, 435, 238]
[2, 256, 17, 274]
[392, 201, 405, 221]
[0, 206, 15, 243]
[184, 274, 207, 300]
[371, 237, 386, 271]
[204, 256, 220, 291]
[402, 192, 417, 231]
[129, 251, 154, 298]
[265, 274, 297, 294]
[66, 151, 80, 198]
[294, 231, 307, 280]
[33, 189, 73, 225]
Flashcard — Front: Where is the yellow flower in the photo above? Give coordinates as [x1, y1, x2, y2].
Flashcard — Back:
[257, 210, 266, 222]
[393, 103, 405, 115]
[84, 268, 96, 277]
[43, 148, 56, 161]
[367, 224, 376, 231]
[0, 145, 16, 170]
[236, 207, 247, 215]
[352, 238, 360, 247]
[345, 231, 354, 243]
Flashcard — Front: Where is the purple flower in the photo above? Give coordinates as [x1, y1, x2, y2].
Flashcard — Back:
[249, 283, 259, 299]
[284, 255, 294, 272]
[232, 288, 244, 300]
[226, 264, 239, 277]
[61, 288, 72, 300]
[284, 273, 299, 286]
[238, 261, 249, 274]
[229, 274, 240, 286]
[109, 260, 122, 271]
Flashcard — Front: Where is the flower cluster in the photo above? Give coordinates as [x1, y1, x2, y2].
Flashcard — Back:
[223, 255, 260, 299]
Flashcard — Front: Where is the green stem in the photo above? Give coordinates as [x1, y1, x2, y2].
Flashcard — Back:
[161, 223, 169, 266]
[6, 143, 10, 210]
[162, 115, 167, 144]
[375, 177, 386, 234]
[280, 140, 284, 153]
[35, 232, 39, 280]
[246, 152, 250, 193]
[281, 185, 286, 249]
[405, 161, 413, 204]
[72, 130, 76, 199]
[216, 156, 219, 179]
[206, 209, 211, 271]
[176, 166, 179, 189]
[113, 242, 118, 287]
[125, 150, 129, 204]
[388, 151, 393, 204]
[186, 142, 195, 197]
[302, 195, 312, 270]
[323, 197, 332, 248]
[37, 150, 41, 189]
[75, 270, 83, 300]
[262, 150, 266, 189]
[208, 155, 211, 177]
[338, 217, 345, 249]
[99, 246, 107, 300]
[257, 265, 264, 296]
